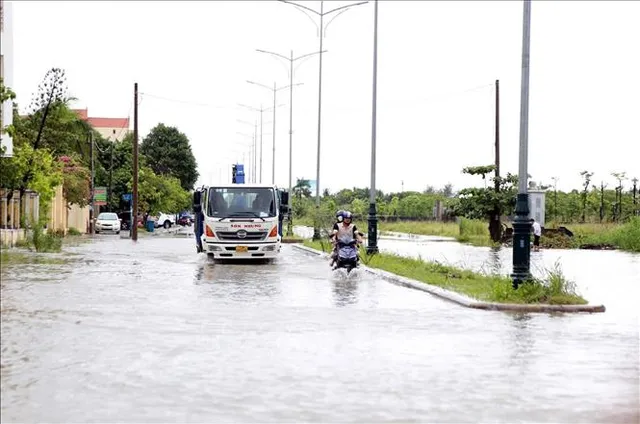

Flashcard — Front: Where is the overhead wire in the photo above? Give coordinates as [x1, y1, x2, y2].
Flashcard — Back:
[139, 92, 231, 109]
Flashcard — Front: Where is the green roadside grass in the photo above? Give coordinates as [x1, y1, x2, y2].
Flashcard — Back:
[302, 240, 588, 305]
[293, 216, 640, 252]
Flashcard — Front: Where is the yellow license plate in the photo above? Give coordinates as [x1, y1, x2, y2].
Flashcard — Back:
[235, 246, 248, 252]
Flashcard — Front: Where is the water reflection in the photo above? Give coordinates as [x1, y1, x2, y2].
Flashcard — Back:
[192, 261, 282, 301]
[332, 279, 359, 307]
[506, 313, 535, 370]
[486, 246, 503, 275]
[194, 262, 217, 282]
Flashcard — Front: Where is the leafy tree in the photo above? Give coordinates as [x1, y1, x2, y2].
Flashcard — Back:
[27, 68, 69, 151]
[350, 198, 367, 217]
[1, 77, 17, 156]
[133, 166, 190, 215]
[96, 133, 134, 211]
[59, 155, 90, 207]
[140, 123, 198, 190]
[293, 178, 311, 198]
[442, 183, 454, 198]
[579, 170, 594, 222]
[0, 142, 62, 222]
[454, 166, 518, 238]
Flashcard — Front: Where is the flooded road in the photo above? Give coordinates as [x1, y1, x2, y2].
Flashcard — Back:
[1, 236, 638, 423]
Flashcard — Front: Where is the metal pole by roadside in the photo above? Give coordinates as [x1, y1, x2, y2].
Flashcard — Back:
[366, 0, 379, 255]
[132, 82, 139, 242]
[89, 131, 95, 235]
[288, 51, 294, 236]
[511, 0, 532, 289]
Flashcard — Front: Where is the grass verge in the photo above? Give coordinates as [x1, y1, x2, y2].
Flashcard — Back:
[303, 240, 587, 305]
[0, 249, 70, 265]
[296, 215, 640, 252]
[541, 219, 639, 252]
[296, 217, 495, 247]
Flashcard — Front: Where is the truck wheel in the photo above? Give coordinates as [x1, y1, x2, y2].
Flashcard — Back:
[163, 220, 171, 229]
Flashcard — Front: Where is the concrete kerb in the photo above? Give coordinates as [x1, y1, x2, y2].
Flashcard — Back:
[291, 244, 606, 314]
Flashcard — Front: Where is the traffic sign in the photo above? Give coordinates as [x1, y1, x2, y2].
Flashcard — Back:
[94, 187, 107, 206]
[122, 193, 132, 202]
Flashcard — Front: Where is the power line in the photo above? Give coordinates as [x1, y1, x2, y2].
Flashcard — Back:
[139, 92, 231, 109]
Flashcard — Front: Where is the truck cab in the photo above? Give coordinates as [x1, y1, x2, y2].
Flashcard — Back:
[192, 183, 289, 261]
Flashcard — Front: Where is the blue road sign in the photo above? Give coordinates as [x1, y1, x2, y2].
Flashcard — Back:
[123, 193, 132, 202]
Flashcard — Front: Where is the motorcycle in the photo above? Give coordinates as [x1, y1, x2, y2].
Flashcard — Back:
[333, 235, 360, 273]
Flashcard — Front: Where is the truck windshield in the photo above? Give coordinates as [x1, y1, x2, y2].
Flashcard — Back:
[207, 187, 276, 218]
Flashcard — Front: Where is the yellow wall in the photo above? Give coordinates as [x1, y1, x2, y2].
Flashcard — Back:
[48, 185, 91, 234]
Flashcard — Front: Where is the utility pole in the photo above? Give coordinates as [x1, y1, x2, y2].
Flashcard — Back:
[495, 79, 500, 189]
[132, 82, 139, 242]
[260, 106, 263, 183]
[89, 131, 95, 235]
[633, 177, 638, 216]
[600, 181, 606, 222]
[511, 0, 532, 290]
[108, 129, 115, 211]
[366, 0, 379, 255]
[551, 176, 559, 221]
[489, 79, 501, 242]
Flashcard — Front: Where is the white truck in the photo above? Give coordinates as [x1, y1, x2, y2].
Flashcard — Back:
[192, 183, 290, 261]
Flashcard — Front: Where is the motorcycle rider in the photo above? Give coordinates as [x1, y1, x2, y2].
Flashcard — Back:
[329, 211, 363, 267]
[331, 210, 345, 234]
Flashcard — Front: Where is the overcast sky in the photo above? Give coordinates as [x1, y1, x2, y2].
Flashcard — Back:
[10, 1, 640, 193]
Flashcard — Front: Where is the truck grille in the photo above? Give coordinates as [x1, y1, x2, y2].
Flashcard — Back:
[216, 230, 267, 241]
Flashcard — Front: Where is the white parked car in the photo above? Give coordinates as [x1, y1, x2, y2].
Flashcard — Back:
[155, 212, 176, 229]
[95, 212, 121, 234]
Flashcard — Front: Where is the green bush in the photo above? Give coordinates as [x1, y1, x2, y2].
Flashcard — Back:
[67, 227, 82, 236]
[29, 224, 63, 253]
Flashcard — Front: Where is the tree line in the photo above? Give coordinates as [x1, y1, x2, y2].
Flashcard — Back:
[1, 68, 199, 228]
[291, 164, 639, 233]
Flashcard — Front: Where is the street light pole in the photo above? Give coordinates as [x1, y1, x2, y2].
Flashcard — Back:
[236, 128, 256, 183]
[314, 1, 325, 240]
[511, 0, 533, 290]
[247, 80, 301, 186]
[260, 106, 263, 183]
[272, 82, 277, 184]
[240, 94, 288, 184]
[255, 48, 324, 236]
[239, 103, 280, 184]
[367, 0, 379, 255]
[253, 120, 257, 183]
[279, 0, 369, 240]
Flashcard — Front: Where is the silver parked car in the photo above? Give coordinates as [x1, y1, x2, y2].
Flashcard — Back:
[95, 212, 121, 234]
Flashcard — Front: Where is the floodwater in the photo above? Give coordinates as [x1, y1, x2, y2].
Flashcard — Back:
[1, 235, 638, 423]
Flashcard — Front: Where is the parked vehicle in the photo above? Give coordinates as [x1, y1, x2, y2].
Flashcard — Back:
[118, 211, 143, 230]
[192, 183, 289, 261]
[177, 212, 194, 226]
[155, 212, 176, 229]
[95, 212, 121, 234]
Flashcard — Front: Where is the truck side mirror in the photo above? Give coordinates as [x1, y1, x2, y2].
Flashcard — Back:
[280, 191, 289, 207]
[192, 191, 202, 213]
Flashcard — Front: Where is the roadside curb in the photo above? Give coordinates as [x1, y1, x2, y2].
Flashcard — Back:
[291, 244, 606, 314]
